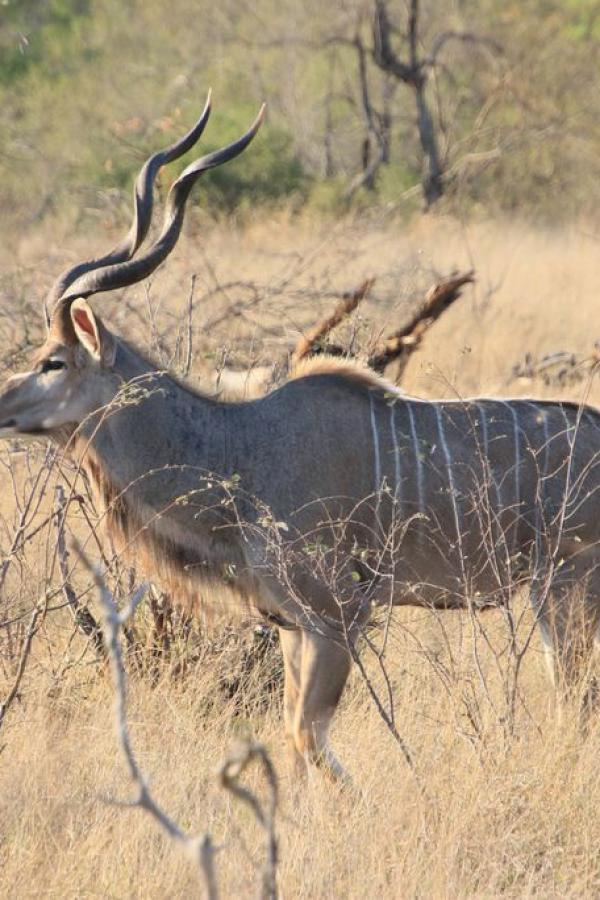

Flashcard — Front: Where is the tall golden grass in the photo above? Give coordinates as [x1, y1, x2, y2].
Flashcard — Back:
[2, 215, 600, 897]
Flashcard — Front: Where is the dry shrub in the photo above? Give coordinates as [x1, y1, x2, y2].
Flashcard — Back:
[2, 594, 600, 897]
[2, 214, 600, 896]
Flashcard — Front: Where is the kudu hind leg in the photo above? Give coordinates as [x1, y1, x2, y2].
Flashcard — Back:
[279, 628, 305, 778]
[532, 562, 600, 727]
[293, 629, 352, 784]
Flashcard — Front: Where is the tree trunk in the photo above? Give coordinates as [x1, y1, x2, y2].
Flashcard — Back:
[414, 78, 444, 207]
[372, 0, 445, 207]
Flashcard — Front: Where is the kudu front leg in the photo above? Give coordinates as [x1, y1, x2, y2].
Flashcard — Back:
[291, 629, 352, 785]
[532, 561, 600, 731]
[279, 628, 305, 779]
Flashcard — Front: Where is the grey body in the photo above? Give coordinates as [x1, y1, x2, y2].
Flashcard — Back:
[4, 322, 600, 783]
[90, 343, 600, 622]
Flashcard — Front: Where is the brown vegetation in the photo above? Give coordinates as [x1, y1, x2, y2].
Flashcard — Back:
[2, 211, 600, 895]
[3, 1, 600, 891]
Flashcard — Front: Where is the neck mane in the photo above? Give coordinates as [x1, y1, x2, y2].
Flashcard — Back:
[65, 336, 250, 611]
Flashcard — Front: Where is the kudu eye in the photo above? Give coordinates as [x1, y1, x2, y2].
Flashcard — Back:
[40, 358, 67, 374]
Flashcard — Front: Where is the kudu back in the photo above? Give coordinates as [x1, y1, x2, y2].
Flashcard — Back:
[2, 96, 600, 782]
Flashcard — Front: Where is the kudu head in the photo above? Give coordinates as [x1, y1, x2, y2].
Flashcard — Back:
[0, 94, 265, 442]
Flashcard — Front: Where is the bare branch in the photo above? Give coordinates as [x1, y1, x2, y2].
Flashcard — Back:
[218, 743, 279, 900]
[55, 485, 107, 661]
[0, 606, 41, 732]
[372, 0, 418, 85]
[80, 557, 220, 894]
[0, 445, 55, 597]
[344, 37, 389, 197]
[426, 31, 504, 68]
[408, 0, 419, 72]
[78, 547, 278, 897]
[371, 0, 444, 205]
[346, 634, 418, 775]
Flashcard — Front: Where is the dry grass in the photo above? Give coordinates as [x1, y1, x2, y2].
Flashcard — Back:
[2, 213, 600, 897]
[7, 211, 600, 395]
[2, 601, 600, 898]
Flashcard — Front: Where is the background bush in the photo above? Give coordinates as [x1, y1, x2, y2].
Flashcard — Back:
[1, 1, 599, 227]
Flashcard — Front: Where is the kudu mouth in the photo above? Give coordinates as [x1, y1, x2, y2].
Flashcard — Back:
[0, 419, 50, 439]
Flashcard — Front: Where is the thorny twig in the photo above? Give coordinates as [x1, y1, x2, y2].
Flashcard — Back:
[0, 605, 42, 733]
[219, 743, 279, 900]
[84, 556, 221, 897]
[184, 274, 196, 377]
[0, 445, 55, 597]
[54, 485, 106, 661]
[79, 545, 279, 898]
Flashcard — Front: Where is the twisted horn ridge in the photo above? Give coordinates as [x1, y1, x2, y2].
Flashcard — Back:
[45, 91, 213, 320]
[55, 103, 266, 309]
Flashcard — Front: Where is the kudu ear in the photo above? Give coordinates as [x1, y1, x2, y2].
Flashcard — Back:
[70, 299, 115, 365]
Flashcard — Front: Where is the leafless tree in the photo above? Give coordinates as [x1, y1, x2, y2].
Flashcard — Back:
[371, 0, 502, 206]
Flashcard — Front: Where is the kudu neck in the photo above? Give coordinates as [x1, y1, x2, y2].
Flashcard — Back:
[71, 335, 230, 498]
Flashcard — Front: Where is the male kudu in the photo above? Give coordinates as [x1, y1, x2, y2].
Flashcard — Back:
[2, 96, 600, 782]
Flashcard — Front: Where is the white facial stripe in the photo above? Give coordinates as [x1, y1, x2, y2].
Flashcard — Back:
[7, 371, 34, 387]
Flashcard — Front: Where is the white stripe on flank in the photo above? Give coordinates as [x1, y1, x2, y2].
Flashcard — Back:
[407, 402, 424, 517]
[525, 401, 550, 573]
[390, 402, 402, 508]
[478, 401, 490, 458]
[477, 401, 502, 514]
[499, 400, 523, 565]
[584, 408, 600, 434]
[560, 404, 573, 444]
[435, 405, 463, 554]
[369, 393, 381, 493]
[502, 401, 521, 512]
[526, 401, 549, 481]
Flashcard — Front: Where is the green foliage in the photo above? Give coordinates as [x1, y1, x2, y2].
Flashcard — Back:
[305, 179, 351, 216]
[376, 163, 421, 205]
[1, 0, 600, 228]
[192, 115, 309, 211]
[76, 111, 307, 212]
[0, 0, 91, 85]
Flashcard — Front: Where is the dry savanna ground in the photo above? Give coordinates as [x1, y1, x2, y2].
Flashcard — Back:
[2, 214, 600, 897]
